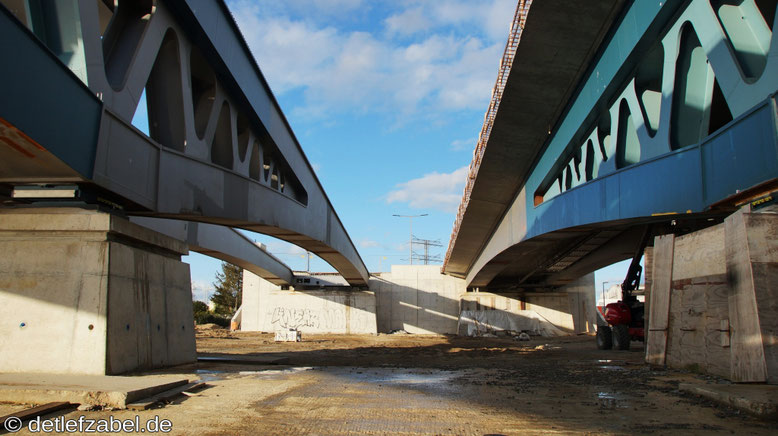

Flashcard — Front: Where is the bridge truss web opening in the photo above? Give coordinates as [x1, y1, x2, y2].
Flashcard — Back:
[712, 0, 775, 81]
[186, 43, 308, 204]
[634, 44, 663, 138]
[190, 45, 216, 142]
[533, 8, 747, 207]
[211, 102, 234, 170]
[101, 0, 153, 92]
[146, 28, 186, 153]
[1, 0, 88, 83]
[130, 88, 149, 135]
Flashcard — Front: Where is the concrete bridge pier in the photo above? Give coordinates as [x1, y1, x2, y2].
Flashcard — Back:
[0, 207, 196, 375]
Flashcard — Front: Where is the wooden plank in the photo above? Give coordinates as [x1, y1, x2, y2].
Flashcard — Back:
[0, 402, 73, 423]
[665, 308, 682, 368]
[703, 278, 729, 318]
[646, 234, 674, 366]
[678, 284, 705, 369]
[643, 248, 652, 359]
[678, 329, 705, 370]
[671, 225, 725, 280]
[726, 210, 768, 382]
[743, 213, 778, 385]
[127, 382, 206, 411]
[704, 278, 731, 368]
[704, 316, 731, 378]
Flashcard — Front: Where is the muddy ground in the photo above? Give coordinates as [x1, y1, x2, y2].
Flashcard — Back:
[1, 330, 774, 435]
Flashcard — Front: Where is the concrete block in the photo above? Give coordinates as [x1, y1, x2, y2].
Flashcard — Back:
[0, 208, 195, 375]
[0, 373, 190, 409]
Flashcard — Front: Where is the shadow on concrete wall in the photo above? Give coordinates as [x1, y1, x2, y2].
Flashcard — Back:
[246, 270, 596, 337]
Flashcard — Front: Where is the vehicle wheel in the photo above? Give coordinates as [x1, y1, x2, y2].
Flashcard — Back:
[596, 325, 613, 350]
[612, 324, 630, 350]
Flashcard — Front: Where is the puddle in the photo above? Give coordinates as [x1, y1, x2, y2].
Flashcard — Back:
[596, 391, 630, 409]
[575, 360, 629, 371]
[341, 368, 460, 394]
[195, 369, 226, 382]
[239, 367, 314, 378]
[597, 365, 627, 371]
[372, 372, 456, 386]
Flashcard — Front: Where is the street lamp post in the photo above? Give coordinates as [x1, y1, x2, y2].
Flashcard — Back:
[392, 213, 428, 265]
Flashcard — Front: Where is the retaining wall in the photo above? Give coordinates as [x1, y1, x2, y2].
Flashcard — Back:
[242, 265, 596, 337]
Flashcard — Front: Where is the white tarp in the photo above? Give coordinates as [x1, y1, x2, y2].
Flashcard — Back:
[458, 310, 566, 337]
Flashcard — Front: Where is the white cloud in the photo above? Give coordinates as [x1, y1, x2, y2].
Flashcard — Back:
[288, 0, 363, 16]
[387, 0, 516, 42]
[228, 1, 512, 123]
[391, 242, 409, 252]
[264, 239, 307, 256]
[386, 166, 469, 213]
[384, 7, 430, 37]
[192, 280, 215, 302]
[450, 137, 476, 151]
[359, 238, 381, 248]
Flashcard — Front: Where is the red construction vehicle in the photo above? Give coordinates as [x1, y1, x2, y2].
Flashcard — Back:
[596, 227, 650, 351]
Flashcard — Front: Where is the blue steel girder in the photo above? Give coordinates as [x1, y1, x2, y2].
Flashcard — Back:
[455, 0, 778, 288]
[0, 0, 369, 285]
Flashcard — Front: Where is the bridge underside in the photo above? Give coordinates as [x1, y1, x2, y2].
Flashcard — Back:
[472, 213, 728, 289]
[444, 0, 625, 279]
[448, 0, 778, 289]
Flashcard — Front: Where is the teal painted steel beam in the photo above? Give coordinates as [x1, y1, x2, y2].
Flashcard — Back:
[529, 0, 778, 213]
[528, 1, 685, 198]
[531, 97, 778, 238]
[0, 3, 101, 179]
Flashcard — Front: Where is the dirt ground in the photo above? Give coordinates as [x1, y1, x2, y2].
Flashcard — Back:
[2, 330, 774, 435]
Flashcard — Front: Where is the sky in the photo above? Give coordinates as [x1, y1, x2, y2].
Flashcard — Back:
[133, 0, 632, 302]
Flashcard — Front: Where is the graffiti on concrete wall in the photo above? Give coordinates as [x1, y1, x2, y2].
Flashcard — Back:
[269, 304, 373, 332]
[271, 307, 320, 329]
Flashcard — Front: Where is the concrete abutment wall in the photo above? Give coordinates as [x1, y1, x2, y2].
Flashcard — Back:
[242, 265, 597, 336]
[242, 272, 377, 334]
[0, 208, 196, 375]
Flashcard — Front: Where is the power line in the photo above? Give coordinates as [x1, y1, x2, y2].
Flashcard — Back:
[412, 237, 443, 265]
[392, 213, 428, 265]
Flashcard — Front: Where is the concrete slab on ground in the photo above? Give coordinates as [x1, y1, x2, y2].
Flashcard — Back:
[680, 382, 778, 419]
[0, 373, 191, 409]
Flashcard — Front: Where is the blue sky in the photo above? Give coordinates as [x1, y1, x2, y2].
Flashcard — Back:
[133, 0, 631, 301]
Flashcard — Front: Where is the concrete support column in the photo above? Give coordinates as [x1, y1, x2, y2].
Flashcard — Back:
[0, 207, 196, 375]
[725, 206, 778, 383]
[563, 273, 597, 334]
